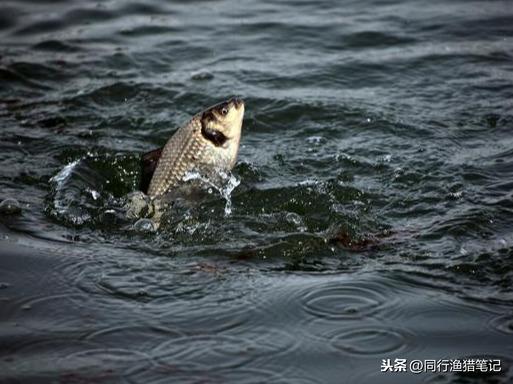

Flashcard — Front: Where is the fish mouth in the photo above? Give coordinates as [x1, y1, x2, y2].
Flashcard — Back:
[230, 97, 244, 109]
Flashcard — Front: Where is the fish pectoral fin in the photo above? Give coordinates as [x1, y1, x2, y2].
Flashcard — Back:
[139, 147, 163, 194]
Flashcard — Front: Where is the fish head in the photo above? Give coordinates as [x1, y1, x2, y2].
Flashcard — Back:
[200, 98, 244, 147]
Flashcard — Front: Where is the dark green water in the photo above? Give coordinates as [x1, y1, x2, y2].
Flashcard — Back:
[1, 0, 513, 383]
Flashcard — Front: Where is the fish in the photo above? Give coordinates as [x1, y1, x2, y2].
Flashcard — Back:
[140, 98, 245, 198]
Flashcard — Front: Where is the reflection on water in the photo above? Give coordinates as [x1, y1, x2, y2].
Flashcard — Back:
[1, 0, 513, 382]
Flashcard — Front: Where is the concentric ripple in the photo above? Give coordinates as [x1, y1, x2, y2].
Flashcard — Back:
[126, 367, 320, 384]
[327, 326, 411, 356]
[5, 293, 90, 333]
[58, 348, 152, 377]
[149, 326, 301, 381]
[0, 339, 100, 382]
[489, 313, 513, 335]
[152, 334, 261, 372]
[300, 280, 391, 321]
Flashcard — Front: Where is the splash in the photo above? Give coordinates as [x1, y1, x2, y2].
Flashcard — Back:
[50, 159, 81, 186]
[218, 171, 241, 216]
[49, 159, 85, 223]
[182, 170, 240, 216]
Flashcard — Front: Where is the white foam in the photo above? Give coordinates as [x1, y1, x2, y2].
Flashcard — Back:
[50, 159, 80, 187]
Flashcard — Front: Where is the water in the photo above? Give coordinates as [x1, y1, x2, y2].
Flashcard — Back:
[1, 0, 513, 383]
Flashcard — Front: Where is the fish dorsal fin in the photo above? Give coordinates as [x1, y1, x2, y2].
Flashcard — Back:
[139, 147, 163, 194]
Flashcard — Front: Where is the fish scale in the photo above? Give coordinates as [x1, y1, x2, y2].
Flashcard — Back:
[145, 98, 244, 198]
[148, 118, 206, 196]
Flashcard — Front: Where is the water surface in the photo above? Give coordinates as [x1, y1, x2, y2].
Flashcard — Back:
[1, 0, 513, 383]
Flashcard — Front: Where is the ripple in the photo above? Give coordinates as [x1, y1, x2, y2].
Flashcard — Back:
[342, 31, 417, 49]
[0, 338, 100, 381]
[152, 326, 297, 372]
[153, 281, 271, 333]
[229, 326, 299, 362]
[93, 259, 227, 302]
[120, 25, 179, 37]
[152, 334, 256, 371]
[58, 253, 272, 333]
[489, 313, 513, 335]
[1, 290, 92, 336]
[327, 326, 410, 356]
[127, 367, 284, 384]
[14, 19, 64, 36]
[58, 348, 152, 379]
[422, 207, 496, 239]
[74, 82, 142, 107]
[0, 66, 52, 91]
[82, 323, 183, 350]
[32, 39, 81, 52]
[0, 6, 20, 31]
[300, 280, 389, 321]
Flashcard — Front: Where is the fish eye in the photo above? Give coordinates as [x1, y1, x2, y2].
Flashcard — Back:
[218, 103, 229, 116]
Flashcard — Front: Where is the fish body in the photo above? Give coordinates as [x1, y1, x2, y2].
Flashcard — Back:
[142, 98, 244, 198]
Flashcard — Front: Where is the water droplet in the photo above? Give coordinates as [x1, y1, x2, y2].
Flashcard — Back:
[89, 189, 100, 200]
[133, 218, 157, 233]
[124, 191, 154, 219]
[306, 136, 323, 145]
[448, 191, 463, 199]
[191, 71, 214, 81]
[0, 198, 22, 215]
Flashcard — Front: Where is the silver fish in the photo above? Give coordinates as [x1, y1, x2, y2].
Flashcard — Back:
[141, 98, 244, 198]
